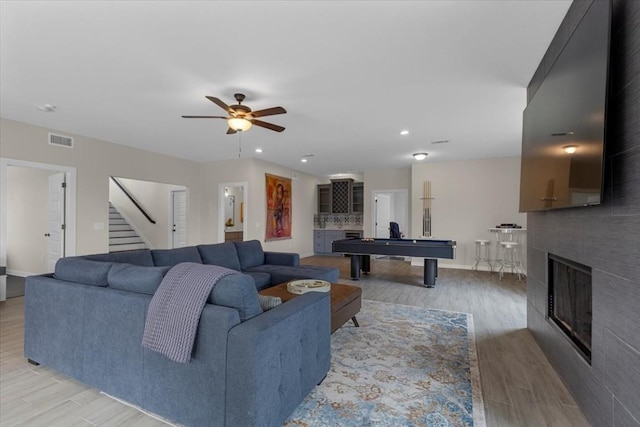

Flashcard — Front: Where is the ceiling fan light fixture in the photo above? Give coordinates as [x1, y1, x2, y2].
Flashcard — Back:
[227, 117, 252, 132]
[413, 152, 428, 161]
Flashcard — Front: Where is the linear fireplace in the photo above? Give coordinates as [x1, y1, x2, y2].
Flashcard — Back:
[548, 254, 592, 362]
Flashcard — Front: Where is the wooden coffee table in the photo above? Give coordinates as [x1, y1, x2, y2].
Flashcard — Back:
[259, 282, 362, 333]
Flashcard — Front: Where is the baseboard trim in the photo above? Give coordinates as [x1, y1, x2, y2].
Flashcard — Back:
[6, 269, 38, 278]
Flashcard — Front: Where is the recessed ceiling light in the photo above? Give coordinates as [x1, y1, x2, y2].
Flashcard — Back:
[400, 130, 409, 135]
[255, 148, 263, 153]
[36, 104, 57, 112]
[413, 153, 428, 161]
[301, 158, 308, 163]
[562, 145, 578, 154]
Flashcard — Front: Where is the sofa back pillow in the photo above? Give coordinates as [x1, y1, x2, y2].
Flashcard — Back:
[83, 249, 154, 266]
[54, 257, 113, 287]
[209, 273, 263, 321]
[108, 263, 171, 295]
[233, 240, 265, 270]
[151, 246, 202, 267]
[197, 242, 242, 271]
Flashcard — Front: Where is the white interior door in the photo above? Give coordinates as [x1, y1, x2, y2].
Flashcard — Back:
[171, 190, 187, 248]
[47, 172, 66, 272]
[375, 194, 392, 238]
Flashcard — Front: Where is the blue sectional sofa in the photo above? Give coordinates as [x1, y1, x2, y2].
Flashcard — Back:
[24, 240, 339, 426]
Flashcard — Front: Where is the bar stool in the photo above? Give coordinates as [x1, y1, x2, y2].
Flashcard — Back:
[472, 239, 493, 272]
[498, 241, 522, 281]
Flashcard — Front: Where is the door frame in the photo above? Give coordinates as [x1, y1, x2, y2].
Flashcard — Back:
[0, 158, 77, 301]
[371, 189, 409, 239]
[218, 182, 247, 243]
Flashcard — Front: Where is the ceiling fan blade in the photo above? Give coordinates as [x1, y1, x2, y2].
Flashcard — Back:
[251, 106, 287, 118]
[251, 119, 285, 132]
[226, 128, 238, 135]
[181, 115, 227, 119]
[206, 96, 232, 113]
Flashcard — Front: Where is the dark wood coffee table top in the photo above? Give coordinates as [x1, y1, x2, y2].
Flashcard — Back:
[259, 282, 362, 333]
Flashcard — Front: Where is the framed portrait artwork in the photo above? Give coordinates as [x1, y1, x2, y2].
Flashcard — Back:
[265, 174, 292, 241]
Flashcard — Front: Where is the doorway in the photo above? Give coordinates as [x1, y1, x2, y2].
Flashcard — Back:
[171, 189, 187, 248]
[0, 158, 77, 301]
[372, 189, 409, 239]
[218, 182, 247, 243]
[109, 177, 188, 251]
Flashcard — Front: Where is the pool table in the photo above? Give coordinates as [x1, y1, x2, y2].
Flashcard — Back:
[332, 237, 456, 287]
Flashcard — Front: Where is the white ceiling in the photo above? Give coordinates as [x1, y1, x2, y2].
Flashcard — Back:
[0, 0, 571, 177]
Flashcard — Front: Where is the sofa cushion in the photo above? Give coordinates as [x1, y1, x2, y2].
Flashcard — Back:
[197, 243, 241, 271]
[208, 274, 263, 321]
[245, 264, 339, 285]
[107, 264, 171, 295]
[54, 257, 112, 287]
[243, 272, 272, 291]
[84, 249, 154, 267]
[233, 240, 265, 270]
[151, 246, 202, 267]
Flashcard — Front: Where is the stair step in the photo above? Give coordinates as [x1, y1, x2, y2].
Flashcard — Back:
[109, 230, 138, 238]
[109, 236, 144, 245]
[107, 203, 147, 251]
[109, 243, 147, 252]
[109, 224, 134, 232]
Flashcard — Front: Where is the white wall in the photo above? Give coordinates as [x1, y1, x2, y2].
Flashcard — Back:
[411, 157, 527, 271]
[109, 177, 185, 249]
[200, 157, 319, 257]
[6, 166, 55, 275]
[0, 118, 202, 255]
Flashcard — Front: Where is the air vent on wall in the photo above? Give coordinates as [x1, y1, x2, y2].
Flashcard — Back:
[48, 133, 73, 148]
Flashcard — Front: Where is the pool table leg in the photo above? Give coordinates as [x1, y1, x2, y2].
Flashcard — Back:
[350, 254, 361, 280]
[361, 255, 370, 274]
[424, 258, 437, 287]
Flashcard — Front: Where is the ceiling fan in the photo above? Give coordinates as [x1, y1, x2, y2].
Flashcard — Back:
[182, 93, 286, 134]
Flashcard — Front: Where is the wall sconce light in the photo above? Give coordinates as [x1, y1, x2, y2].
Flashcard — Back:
[562, 145, 578, 154]
[413, 153, 428, 161]
[224, 187, 229, 197]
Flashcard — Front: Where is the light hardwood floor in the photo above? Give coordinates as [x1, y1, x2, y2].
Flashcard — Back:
[0, 257, 591, 426]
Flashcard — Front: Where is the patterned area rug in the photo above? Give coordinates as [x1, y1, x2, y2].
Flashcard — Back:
[285, 300, 486, 427]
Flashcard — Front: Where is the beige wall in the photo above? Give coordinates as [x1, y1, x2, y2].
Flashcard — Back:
[109, 177, 186, 249]
[6, 166, 55, 275]
[362, 167, 411, 236]
[1, 118, 526, 271]
[411, 157, 527, 270]
[200, 157, 319, 257]
[0, 118, 202, 255]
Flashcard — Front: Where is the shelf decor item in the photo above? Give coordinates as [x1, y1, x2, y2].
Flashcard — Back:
[287, 279, 331, 294]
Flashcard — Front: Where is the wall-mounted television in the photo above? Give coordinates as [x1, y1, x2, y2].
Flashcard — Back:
[519, 0, 611, 213]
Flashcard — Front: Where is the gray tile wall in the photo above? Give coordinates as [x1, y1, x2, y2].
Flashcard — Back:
[526, 1, 640, 426]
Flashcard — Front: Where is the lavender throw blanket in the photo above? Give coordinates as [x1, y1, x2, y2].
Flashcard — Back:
[142, 262, 235, 363]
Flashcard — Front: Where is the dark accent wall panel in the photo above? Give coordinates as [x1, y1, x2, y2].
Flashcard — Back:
[526, 0, 640, 426]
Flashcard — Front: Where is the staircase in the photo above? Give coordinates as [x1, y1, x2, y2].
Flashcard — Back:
[109, 203, 147, 252]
